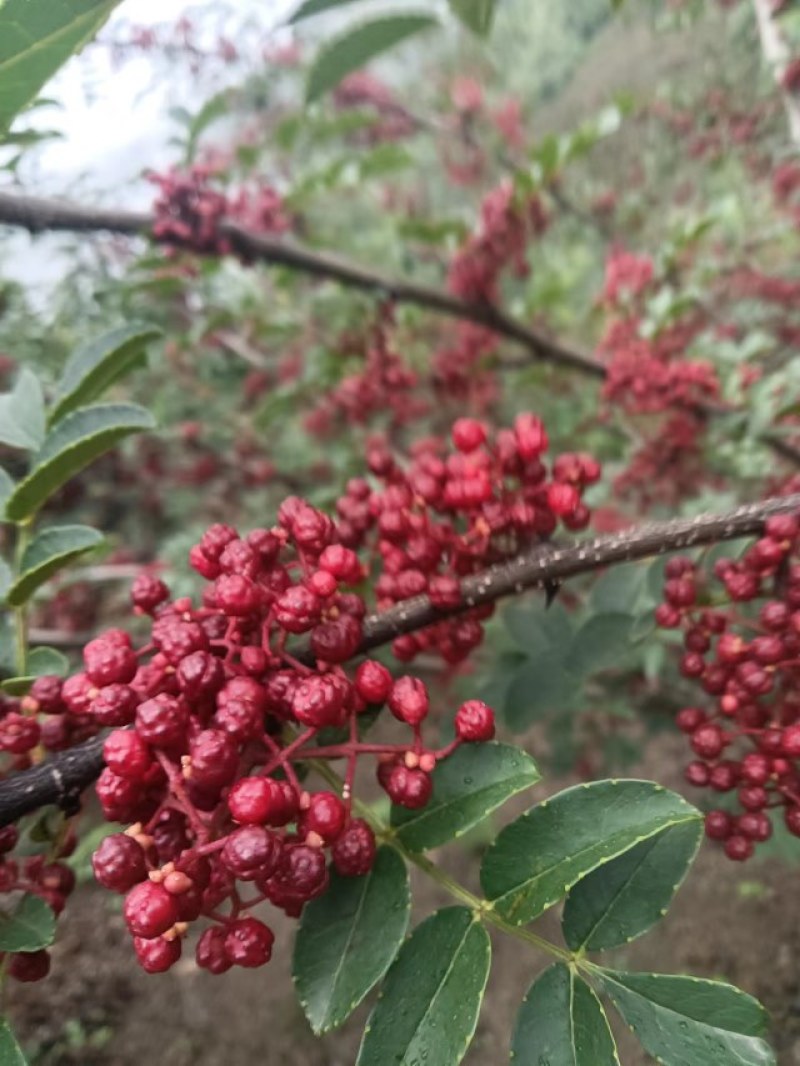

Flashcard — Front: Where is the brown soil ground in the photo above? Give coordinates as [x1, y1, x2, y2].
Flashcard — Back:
[7, 731, 800, 1066]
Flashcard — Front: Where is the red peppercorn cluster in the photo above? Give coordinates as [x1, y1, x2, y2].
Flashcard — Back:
[1, 475, 501, 978]
[447, 179, 548, 304]
[149, 166, 291, 256]
[655, 513, 800, 860]
[332, 414, 600, 664]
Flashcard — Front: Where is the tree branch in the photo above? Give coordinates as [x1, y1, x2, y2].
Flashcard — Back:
[2, 491, 799, 827]
[2, 189, 799, 465]
[752, 0, 800, 146]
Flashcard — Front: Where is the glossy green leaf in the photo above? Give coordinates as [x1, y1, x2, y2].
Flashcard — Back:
[293, 847, 410, 1034]
[562, 821, 702, 952]
[0, 468, 14, 519]
[568, 613, 635, 677]
[0, 894, 55, 952]
[357, 907, 490, 1066]
[448, 0, 497, 36]
[0, 0, 121, 133]
[4, 404, 155, 521]
[0, 369, 45, 451]
[0, 1019, 27, 1066]
[306, 14, 439, 104]
[6, 525, 104, 606]
[391, 742, 539, 852]
[49, 324, 160, 425]
[598, 970, 775, 1066]
[480, 780, 700, 925]
[511, 964, 620, 1065]
[27, 646, 69, 677]
[289, 0, 372, 23]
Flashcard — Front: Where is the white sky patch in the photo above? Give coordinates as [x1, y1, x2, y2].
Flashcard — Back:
[1, 0, 295, 293]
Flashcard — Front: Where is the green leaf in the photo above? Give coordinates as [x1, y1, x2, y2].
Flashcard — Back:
[4, 404, 155, 522]
[49, 324, 160, 426]
[590, 563, 649, 614]
[357, 907, 490, 1066]
[0, 368, 45, 451]
[306, 14, 439, 104]
[0, 1019, 27, 1066]
[293, 847, 410, 1034]
[390, 742, 539, 852]
[480, 780, 700, 925]
[0, 0, 121, 134]
[27, 646, 68, 677]
[503, 652, 581, 731]
[511, 964, 620, 1065]
[504, 598, 574, 652]
[448, 0, 497, 36]
[568, 613, 635, 677]
[562, 821, 702, 952]
[0, 894, 55, 952]
[598, 970, 775, 1066]
[289, 0, 372, 23]
[0, 468, 14, 519]
[6, 525, 104, 606]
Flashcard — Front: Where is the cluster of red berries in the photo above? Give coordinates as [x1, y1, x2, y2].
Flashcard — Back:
[304, 303, 423, 436]
[332, 72, 417, 143]
[0, 825, 76, 983]
[447, 179, 548, 304]
[655, 513, 800, 860]
[149, 166, 291, 256]
[330, 414, 600, 664]
[2, 453, 504, 977]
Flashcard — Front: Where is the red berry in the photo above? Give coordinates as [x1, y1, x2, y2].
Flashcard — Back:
[196, 926, 232, 974]
[724, 834, 754, 861]
[388, 676, 429, 726]
[452, 418, 487, 453]
[103, 730, 152, 781]
[454, 700, 495, 742]
[134, 935, 182, 973]
[9, 950, 50, 982]
[124, 882, 179, 938]
[228, 777, 283, 826]
[354, 660, 393, 705]
[224, 917, 274, 967]
[221, 826, 282, 881]
[332, 819, 376, 877]
[302, 792, 346, 844]
[705, 810, 733, 841]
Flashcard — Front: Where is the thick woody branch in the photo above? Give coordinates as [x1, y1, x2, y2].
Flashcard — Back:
[2, 491, 799, 827]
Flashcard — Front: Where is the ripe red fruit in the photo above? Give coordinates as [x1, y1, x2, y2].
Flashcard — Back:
[332, 819, 377, 877]
[547, 482, 580, 518]
[9, 950, 50, 983]
[302, 792, 346, 844]
[454, 700, 495, 742]
[354, 660, 393, 705]
[134, 935, 182, 973]
[221, 826, 282, 881]
[92, 831, 149, 891]
[124, 882, 179, 939]
[227, 777, 283, 825]
[196, 926, 232, 974]
[224, 918, 274, 967]
[451, 418, 487, 453]
[724, 835, 754, 862]
[103, 730, 152, 782]
[690, 724, 725, 759]
[704, 810, 733, 841]
[388, 676, 429, 726]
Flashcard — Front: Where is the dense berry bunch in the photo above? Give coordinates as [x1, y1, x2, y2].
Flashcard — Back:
[0, 445, 510, 977]
[332, 414, 600, 664]
[447, 179, 548, 303]
[655, 514, 800, 860]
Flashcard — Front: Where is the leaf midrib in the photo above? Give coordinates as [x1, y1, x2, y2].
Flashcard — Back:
[494, 812, 697, 915]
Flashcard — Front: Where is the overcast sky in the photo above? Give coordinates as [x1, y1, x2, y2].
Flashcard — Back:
[3, 0, 295, 292]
